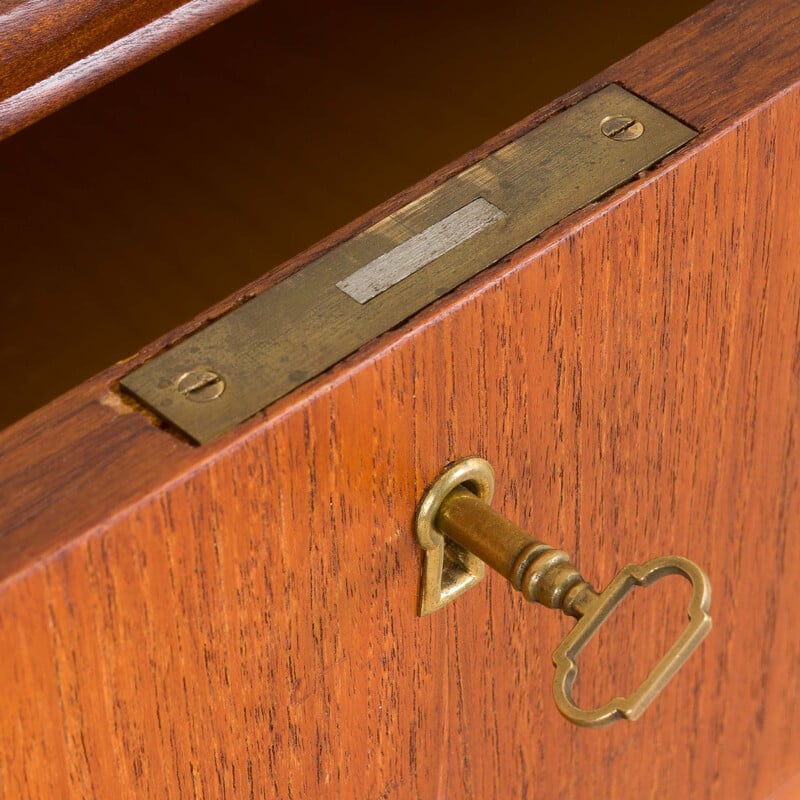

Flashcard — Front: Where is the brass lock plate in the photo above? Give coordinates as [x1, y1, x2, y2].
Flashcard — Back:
[121, 84, 696, 443]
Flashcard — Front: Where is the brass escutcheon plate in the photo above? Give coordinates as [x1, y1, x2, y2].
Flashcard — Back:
[416, 457, 495, 616]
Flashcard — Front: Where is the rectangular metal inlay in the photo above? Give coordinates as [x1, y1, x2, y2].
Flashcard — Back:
[121, 84, 696, 444]
[336, 198, 506, 303]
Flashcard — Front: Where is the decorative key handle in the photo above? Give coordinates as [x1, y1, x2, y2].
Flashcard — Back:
[415, 457, 712, 728]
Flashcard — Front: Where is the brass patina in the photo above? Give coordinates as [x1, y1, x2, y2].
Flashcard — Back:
[416, 457, 712, 728]
[121, 85, 696, 444]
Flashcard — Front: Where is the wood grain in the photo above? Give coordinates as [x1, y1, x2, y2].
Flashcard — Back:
[2, 0, 800, 796]
[0, 0, 258, 139]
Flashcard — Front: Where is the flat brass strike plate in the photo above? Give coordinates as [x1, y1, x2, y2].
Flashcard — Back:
[121, 84, 696, 443]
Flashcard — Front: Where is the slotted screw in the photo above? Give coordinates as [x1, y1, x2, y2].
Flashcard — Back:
[176, 369, 225, 402]
[600, 115, 644, 141]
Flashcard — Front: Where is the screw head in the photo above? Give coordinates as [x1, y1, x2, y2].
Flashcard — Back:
[176, 369, 225, 402]
[600, 115, 644, 141]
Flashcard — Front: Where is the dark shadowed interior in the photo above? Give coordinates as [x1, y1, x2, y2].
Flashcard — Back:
[0, 0, 708, 429]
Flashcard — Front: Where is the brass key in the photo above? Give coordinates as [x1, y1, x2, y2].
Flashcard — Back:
[415, 457, 712, 728]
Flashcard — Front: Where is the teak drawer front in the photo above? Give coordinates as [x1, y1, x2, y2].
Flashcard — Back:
[2, 1, 800, 797]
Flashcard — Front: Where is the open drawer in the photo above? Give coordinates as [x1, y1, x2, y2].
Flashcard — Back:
[1, 1, 799, 797]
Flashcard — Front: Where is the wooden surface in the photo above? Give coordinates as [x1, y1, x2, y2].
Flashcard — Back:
[0, 0, 258, 139]
[2, 0, 800, 796]
[0, 0, 707, 431]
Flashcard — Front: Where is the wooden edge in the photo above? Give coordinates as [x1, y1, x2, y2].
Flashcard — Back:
[1, 0, 800, 584]
[0, 0, 259, 141]
[767, 771, 800, 799]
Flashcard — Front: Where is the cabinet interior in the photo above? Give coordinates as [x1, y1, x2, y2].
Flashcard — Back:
[0, 0, 707, 430]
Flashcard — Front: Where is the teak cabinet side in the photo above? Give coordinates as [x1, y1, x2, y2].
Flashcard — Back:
[1, 1, 800, 797]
